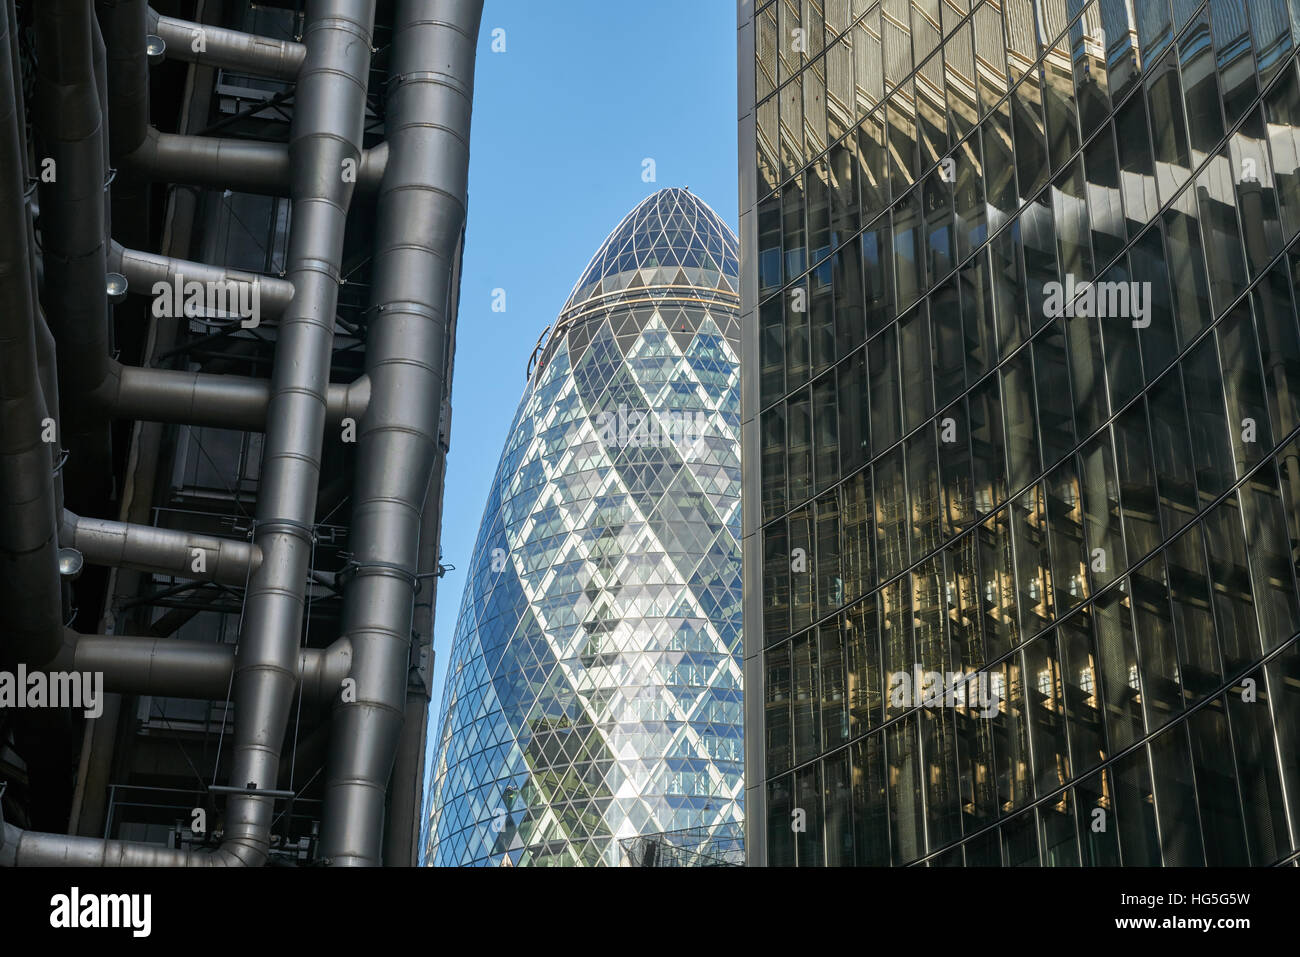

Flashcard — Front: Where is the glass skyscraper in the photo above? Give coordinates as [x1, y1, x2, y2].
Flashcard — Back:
[740, 0, 1300, 866]
[422, 188, 744, 866]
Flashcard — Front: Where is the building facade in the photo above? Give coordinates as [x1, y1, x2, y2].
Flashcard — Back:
[740, 0, 1300, 866]
[423, 188, 745, 866]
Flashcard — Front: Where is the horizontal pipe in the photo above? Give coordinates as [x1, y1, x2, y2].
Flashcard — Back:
[106, 362, 369, 431]
[108, 241, 296, 318]
[61, 510, 262, 585]
[121, 127, 386, 196]
[147, 6, 306, 82]
[55, 630, 351, 702]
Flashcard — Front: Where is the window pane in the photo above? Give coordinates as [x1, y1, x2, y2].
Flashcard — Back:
[766, 643, 793, 774]
[1149, 723, 1206, 865]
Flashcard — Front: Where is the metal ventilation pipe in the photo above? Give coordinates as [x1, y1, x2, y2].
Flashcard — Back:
[56, 630, 351, 703]
[33, 0, 114, 514]
[147, 6, 307, 82]
[319, 0, 481, 866]
[0, 0, 62, 669]
[108, 241, 297, 318]
[213, 0, 378, 868]
[60, 510, 262, 586]
[121, 127, 388, 196]
[105, 361, 369, 432]
[0, 0, 378, 867]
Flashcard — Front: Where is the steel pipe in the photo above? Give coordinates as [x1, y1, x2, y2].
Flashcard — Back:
[147, 6, 307, 83]
[0, 0, 63, 668]
[61, 510, 262, 586]
[106, 362, 369, 432]
[121, 126, 387, 197]
[109, 241, 297, 318]
[319, 0, 481, 866]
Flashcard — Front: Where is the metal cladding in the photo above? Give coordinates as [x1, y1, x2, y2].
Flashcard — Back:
[422, 188, 744, 866]
[0, 0, 481, 866]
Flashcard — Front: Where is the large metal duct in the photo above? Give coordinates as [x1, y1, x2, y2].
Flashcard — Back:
[61, 510, 262, 586]
[0, 0, 62, 669]
[147, 6, 306, 82]
[319, 0, 481, 866]
[206, 0, 378, 868]
[121, 127, 388, 197]
[109, 241, 297, 318]
[33, 0, 114, 515]
[106, 361, 369, 432]
[55, 630, 351, 704]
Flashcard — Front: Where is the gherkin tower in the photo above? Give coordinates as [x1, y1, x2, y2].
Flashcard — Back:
[422, 188, 744, 866]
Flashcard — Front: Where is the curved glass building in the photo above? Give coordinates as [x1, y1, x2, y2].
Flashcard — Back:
[741, 0, 1300, 866]
[422, 188, 744, 866]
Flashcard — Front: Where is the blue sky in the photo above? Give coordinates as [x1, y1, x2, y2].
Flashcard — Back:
[426, 2, 739, 752]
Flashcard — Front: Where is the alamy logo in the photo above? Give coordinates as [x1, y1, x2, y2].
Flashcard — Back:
[887, 665, 1002, 718]
[596, 404, 710, 458]
[1042, 273, 1151, 328]
[0, 667, 103, 718]
[152, 273, 261, 328]
[49, 887, 151, 938]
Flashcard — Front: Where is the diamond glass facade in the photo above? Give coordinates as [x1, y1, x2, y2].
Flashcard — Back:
[740, 0, 1300, 866]
[423, 189, 744, 866]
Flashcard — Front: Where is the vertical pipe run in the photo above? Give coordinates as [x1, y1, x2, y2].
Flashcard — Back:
[216, 0, 377, 867]
[319, 0, 481, 866]
[0, 0, 62, 668]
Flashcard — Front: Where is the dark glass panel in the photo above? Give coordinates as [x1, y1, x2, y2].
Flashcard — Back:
[907, 422, 941, 559]
[888, 713, 926, 864]
[1129, 226, 1177, 380]
[1178, 9, 1225, 167]
[1112, 746, 1161, 865]
[841, 465, 874, 604]
[869, 324, 902, 453]
[1144, 49, 1192, 204]
[931, 276, 965, 410]
[1218, 301, 1273, 477]
[1148, 372, 1199, 534]
[1202, 492, 1262, 677]
[1071, 2, 1110, 138]
[767, 773, 796, 866]
[1227, 667, 1292, 863]
[1012, 70, 1050, 201]
[1011, 481, 1054, 638]
[764, 519, 791, 644]
[843, 593, 881, 733]
[1034, 318, 1076, 468]
[1001, 348, 1040, 498]
[939, 397, 974, 539]
[1252, 261, 1300, 442]
[1165, 522, 1222, 704]
[1264, 62, 1300, 241]
[790, 503, 816, 633]
[863, 214, 894, 335]
[1161, 184, 1214, 343]
[1196, 149, 1248, 314]
[760, 295, 785, 404]
[1060, 608, 1108, 776]
[765, 643, 793, 774]
[761, 402, 787, 523]
[791, 628, 821, 765]
[816, 488, 843, 617]
[900, 303, 935, 434]
[1148, 723, 1206, 865]
[1187, 696, 1250, 865]
[960, 248, 998, 381]
[1209, 0, 1258, 126]
[875, 446, 908, 581]
[1239, 465, 1300, 650]
[1015, 201, 1052, 341]
[1046, 453, 1088, 615]
[833, 237, 866, 360]
[982, 102, 1018, 230]
[977, 508, 1019, 658]
[851, 732, 890, 864]
[1083, 123, 1125, 266]
[1074, 767, 1121, 865]
[794, 762, 825, 866]
[1079, 427, 1126, 593]
[820, 620, 849, 751]
[788, 385, 813, 505]
[837, 348, 869, 477]
[1113, 401, 1161, 561]
[812, 372, 840, 494]
[944, 530, 983, 670]
[822, 749, 854, 865]
[1024, 630, 1071, 794]
[1116, 97, 1158, 237]
[759, 191, 783, 296]
[893, 190, 927, 311]
[1231, 108, 1285, 278]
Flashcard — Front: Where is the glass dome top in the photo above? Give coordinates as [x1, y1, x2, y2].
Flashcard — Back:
[560, 187, 740, 318]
